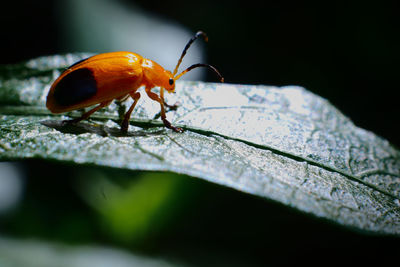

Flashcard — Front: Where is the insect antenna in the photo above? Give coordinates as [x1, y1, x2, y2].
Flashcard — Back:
[174, 63, 224, 82]
[172, 31, 208, 77]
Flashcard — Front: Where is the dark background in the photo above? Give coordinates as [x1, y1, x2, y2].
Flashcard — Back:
[1, 0, 399, 266]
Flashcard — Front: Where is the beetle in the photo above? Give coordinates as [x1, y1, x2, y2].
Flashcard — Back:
[46, 31, 223, 133]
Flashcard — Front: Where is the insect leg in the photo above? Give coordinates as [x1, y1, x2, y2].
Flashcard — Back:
[159, 86, 179, 111]
[64, 100, 112, 124]
[116, 94, 130, 102]
[121, 92, 141, 133]
[145, 87, 183, 132]
[163, 101, 179, 111]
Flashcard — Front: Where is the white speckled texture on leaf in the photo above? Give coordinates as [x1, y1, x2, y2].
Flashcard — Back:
[1, 54, 399, 235]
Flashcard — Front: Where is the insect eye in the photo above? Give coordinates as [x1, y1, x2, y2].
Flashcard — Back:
[169, 78, 174, 85]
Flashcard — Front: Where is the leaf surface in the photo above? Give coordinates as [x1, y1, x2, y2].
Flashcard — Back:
[1, 54, 399, 234]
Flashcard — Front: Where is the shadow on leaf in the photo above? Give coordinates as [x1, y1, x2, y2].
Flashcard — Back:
[40, 120, 165, 137]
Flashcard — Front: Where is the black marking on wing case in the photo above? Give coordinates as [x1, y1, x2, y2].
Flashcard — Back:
[53, 68, 97, 106]
[68, 57, 90, 69]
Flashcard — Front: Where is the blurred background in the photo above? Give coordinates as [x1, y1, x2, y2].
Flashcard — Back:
[1, 0, 399, 266]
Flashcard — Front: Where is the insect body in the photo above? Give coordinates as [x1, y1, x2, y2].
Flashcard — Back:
[46, 31, 223, 133]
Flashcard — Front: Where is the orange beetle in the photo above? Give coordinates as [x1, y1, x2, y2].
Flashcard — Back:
[46, 31, 223, 133]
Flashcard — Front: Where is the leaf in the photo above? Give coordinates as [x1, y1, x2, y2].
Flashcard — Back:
[1, 54, 400, 235]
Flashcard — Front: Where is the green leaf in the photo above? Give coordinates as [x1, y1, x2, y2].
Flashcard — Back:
[1, 54, 400, 235]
